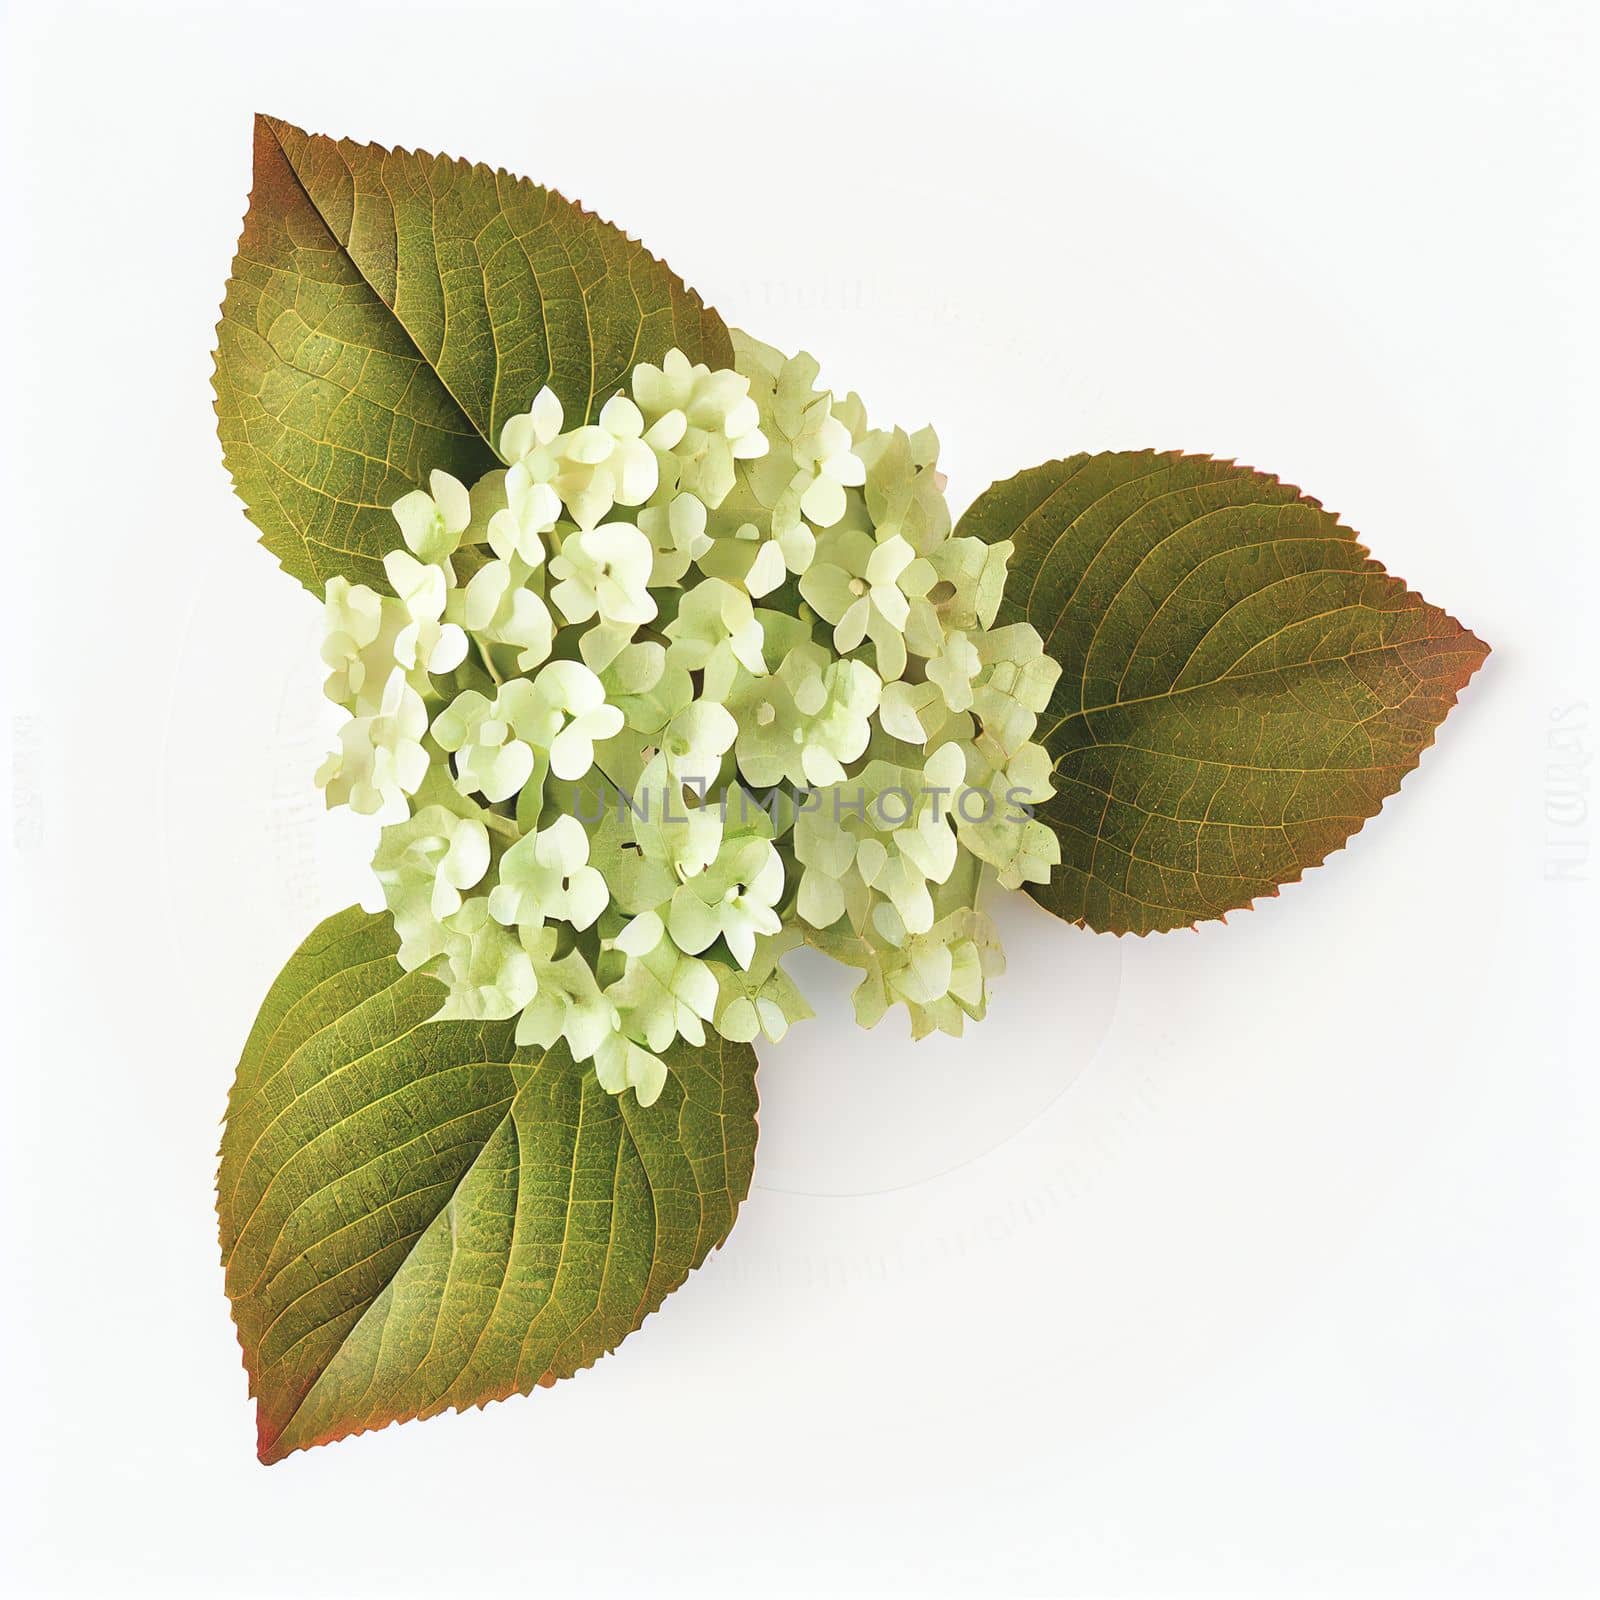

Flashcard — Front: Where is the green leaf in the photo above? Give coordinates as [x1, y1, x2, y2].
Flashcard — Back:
[956, 452, 1489, 934]
[213, 115, 732, 593]
[217, 906, 758, 1463]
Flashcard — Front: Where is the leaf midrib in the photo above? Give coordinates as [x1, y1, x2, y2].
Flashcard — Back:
[246, 1033, 680, 1461]
[262, 114, 497, 458]
[1042, 619, 1478, 751]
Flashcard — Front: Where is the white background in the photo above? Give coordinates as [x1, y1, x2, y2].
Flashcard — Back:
[2, 1, 1596, 1595]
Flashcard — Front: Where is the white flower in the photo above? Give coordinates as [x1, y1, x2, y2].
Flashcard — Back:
[383, 549, 469, 677]
[659, 699, 737, 792]
[794, 747, 962, 938]
[431, 668, 617, 822]
[605, 919, 720, 1051]
[847, 908, 1004, 1040]
[322, 576, 382, 667]
[458, 558, 554, 671]
[950, 739, 1060, 890]
[514, 659, 626, 781]
[731, 644, 881, 789]
[487, 463, 560, 566]
[316, 667, 429, 815]
[623, 754, 725, 889]
[512, 940, 618, 1058]
[795, 410, 866, 529]
[431, 686, 536, 804]
[877, 679, 949, 745]
[632, 350, 766, 452]
[696, 515, 814, 599]
[501, 387, 659, 530]
[488, 814, 608, 932]
[324, 340, 1070, 1106]
[631, 348, 769, 508]
[548, 521, 658, 629]
[596, 918, 719, 1106]
[664, 578, 766, 701]
[925, 628, 982, 713]
[391, 469, 472, 564]
[372, 805, 492, 968]
[970, 623, 1062, 758]
[667, 836, 785, 970]
[435, 899, 537, 1020]
[320, 577, 396, 712]
[710, 927, 813, 1044]
[557, 395, 661, 529]
[799, 530, 935, 681]
[498, 387, 565, 465]
[593, 1030, 669, 1107]
[637, 491, 712, 587]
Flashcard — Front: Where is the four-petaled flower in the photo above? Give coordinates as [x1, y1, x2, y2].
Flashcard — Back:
[489, 815, 608, 933]
[667, 834, 785, 970]
[549, 522, 658, 629]
[800, 530, 936, 681]
[432, 686, 536, 803]
[664, 577, 766, 701]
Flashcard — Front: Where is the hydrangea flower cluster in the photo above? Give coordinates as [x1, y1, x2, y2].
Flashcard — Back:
[315, 335, 1062, 1104]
